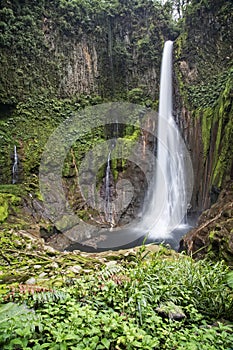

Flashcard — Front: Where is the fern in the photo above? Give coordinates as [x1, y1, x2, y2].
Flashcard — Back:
[31, 290, 69, 305]
[227, 271, 233, 289]
[0, 302, 34, 324]
[6, 285, 69, 307]
[0, 302, 38, 345]
[98, 263, 124, 281]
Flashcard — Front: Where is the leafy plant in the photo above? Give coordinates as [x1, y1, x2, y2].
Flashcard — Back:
[0, 302, 39, 347]
[0, 247, 233, 349]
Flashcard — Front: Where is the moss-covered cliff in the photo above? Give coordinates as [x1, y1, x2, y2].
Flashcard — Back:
[0, 0, 232, 260]
[174, 0, 233, 262]
[175, 0, 233, 210]
[0, 0, 177, 105]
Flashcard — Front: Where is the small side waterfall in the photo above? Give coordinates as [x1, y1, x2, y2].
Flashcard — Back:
[12, 145, 19, 184]
[104, 151, 112, 223]
[140, 40, 189, 238]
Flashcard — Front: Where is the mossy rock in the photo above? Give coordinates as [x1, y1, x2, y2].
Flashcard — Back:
[0, 197, 8, 223]
[0, 193, 21, 223]
[39, 223, 56, 240]
[180, 182, 233, 265]
[0, 184, 26, 197]
[156, 301, 186, 320]
[209, 220, 233, 263]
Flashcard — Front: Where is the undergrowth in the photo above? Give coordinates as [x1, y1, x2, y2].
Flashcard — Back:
[0, 245, 233, 349]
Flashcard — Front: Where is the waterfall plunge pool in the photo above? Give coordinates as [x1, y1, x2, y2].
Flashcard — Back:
[64, 214, 198, 253]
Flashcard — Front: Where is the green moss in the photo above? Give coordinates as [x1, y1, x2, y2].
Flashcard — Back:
[201, 107, 213, 158]
[78, 208, 100, 222]
[212, 78, 233, 187]
[208, 221, 233, 264]
[127, 88, 145, 104]
[0, 193, 21, 223]
[124, 127, 141, 143]
[175, 31, 187, 60]
[0, 184, 25, 197]
[174, 32, 190, 105]
[192, 70, 233, 189]
[111, 158, 119, 181]
[0, 197, 8, 223]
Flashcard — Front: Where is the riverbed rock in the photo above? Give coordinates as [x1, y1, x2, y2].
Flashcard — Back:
[25, 277, 36, 285]
[179, 181, 233, 264]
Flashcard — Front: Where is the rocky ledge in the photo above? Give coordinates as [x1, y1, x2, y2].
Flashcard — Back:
[180, 181, 233, 265]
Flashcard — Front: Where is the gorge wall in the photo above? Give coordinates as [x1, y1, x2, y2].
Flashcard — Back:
[0, 0, 177, 104]
[174, 0, 233, 211]
[0, 0, 232, 223]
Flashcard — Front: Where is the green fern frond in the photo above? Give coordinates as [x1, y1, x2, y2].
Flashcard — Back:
[32, 290, 69, 305]
[99, 263, 124, 281]
[0, 302, 35, 325]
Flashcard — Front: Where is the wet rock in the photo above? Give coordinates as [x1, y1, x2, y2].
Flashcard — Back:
[39, 223, 56, 240]
[81, 235, 107, 249]
[180, 181, 233, 264]
[38, 272, 47, 278]
[43, 245, 57, 255]
[50, 262, 59, 269]
[46, 233, 73, 251]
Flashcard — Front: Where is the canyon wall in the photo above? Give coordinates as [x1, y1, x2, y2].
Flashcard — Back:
[0, 0, 232, 213]
[174, 0, 233, 211]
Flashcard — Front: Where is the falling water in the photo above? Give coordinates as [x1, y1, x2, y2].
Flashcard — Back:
[140, 40, 188, 238]
[12, 145, 18, 184]
[104, 151, 112, 224]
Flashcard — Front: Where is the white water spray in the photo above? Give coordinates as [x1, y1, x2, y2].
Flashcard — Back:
[12, 145, 18, 184]
[141, 40, 188, 238]
[104, 151, 112, 224]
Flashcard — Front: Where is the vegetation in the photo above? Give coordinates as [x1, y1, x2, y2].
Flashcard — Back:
[194, 72, 233, 188]
[0, 230, 233, 349]
[0, 0, 233, 348]
[174, 0, 233, 199]
[0, 0, 178, 103]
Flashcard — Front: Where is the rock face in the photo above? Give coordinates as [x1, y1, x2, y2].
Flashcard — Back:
[179, 181, 233, 264]
[174, 0, 233, 212]
[0, 1, 176, 104]
[0, 1, 232, 258]
[177, 79, 233, 212]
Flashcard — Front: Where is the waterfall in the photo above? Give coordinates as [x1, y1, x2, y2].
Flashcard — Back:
[57, 41, 192, 252]
[12, 145, 18, 184]
[140, 40, 188, 238]
[104, 151, 112, 224]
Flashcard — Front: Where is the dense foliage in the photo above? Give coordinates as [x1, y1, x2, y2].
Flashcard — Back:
[0, 233, 233, 349]
[0, 1, 233, 348]
[0, 0, 178, 104]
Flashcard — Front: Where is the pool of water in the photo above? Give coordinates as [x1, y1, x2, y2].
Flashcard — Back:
[65, 214, 198, 253]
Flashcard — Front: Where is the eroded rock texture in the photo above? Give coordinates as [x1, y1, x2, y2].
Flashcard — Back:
[180, 181, 233, 264]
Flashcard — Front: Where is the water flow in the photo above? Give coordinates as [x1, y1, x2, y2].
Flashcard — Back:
[104, 151, 112, 224]
[12, 145, 18, 184]
[140, 40, 188, 238]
